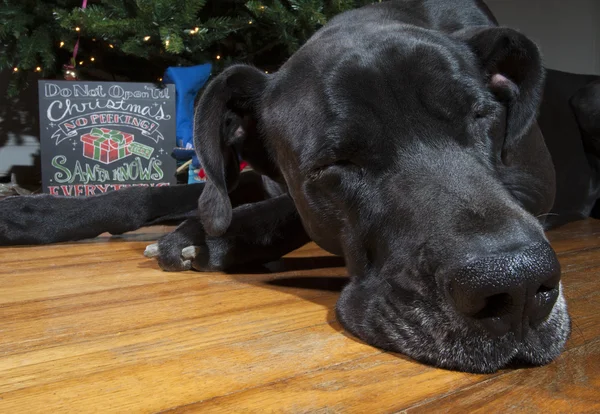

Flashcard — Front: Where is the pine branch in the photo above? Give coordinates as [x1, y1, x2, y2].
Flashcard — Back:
[4, 0, 375, 97]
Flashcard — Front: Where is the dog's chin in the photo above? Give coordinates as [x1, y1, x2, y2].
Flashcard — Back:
[336, 283, 571, 374]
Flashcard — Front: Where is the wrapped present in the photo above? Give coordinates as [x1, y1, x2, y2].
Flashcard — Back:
[81, 128, 134, 164]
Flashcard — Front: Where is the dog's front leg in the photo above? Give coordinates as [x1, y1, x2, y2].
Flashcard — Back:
[0, 171, 273, 246]
[145, 194, 309, 271]
[0, 184, 207, 246]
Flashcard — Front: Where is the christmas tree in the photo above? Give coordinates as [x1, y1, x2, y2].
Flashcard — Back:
[1, 0, 374, 96]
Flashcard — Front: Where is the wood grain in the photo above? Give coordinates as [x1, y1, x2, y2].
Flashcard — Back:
[0, 220, 599, 413]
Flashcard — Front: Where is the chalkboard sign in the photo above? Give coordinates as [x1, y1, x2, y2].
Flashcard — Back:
[38, 80, 177, 196]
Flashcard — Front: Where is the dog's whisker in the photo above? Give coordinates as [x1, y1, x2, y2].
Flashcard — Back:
[536, 213, 560, 218]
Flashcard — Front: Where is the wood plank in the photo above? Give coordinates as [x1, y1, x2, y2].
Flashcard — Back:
[0, 323, 381, 413]
[547, 220, 600, 252]
[405, 338, 600, 413]
[0, 219, 598, 413]
[0, 298, 338, 393]
[169, 351, 494, 413]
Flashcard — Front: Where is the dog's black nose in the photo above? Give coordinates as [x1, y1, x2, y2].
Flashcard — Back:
[448, 242, 561, 339]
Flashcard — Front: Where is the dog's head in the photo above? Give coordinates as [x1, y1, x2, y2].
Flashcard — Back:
[192, 21, 570, 373]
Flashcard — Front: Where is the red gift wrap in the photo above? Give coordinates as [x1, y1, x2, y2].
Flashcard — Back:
[80, 128, 134, 164]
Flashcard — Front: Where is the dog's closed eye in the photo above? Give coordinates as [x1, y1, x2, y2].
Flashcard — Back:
[307, 160, 361, 181]
[474, 105, 494, 119]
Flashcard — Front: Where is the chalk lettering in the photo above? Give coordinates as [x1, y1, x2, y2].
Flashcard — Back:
[40, 81, 176, 195]
[47, 99, 171, 123]
[52, 155, 72, 183]
[51, 156, 111, 184]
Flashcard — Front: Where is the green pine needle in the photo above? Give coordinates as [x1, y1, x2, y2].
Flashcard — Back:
[4, 0, 374, 96]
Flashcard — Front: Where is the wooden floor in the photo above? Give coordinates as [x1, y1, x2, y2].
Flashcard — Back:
[0, 220, 599, 413]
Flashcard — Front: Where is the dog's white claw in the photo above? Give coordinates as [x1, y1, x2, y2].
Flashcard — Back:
[181, 246, 201, 260]
[144, 243, 159, 258]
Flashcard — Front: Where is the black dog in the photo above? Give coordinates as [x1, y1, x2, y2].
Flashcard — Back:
[2, 0, 600, 373]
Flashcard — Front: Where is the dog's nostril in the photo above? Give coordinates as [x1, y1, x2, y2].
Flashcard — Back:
[536, 284, 555, 294]
[530, 283, 560, 326]
[472, 293, 513, 319]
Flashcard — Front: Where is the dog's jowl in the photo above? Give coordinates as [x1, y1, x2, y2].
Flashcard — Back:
[6, 0, 596, 373]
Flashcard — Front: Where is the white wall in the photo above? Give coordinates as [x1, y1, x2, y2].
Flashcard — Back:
[0, 71, 40, 179]
[486, 0, 600, 75]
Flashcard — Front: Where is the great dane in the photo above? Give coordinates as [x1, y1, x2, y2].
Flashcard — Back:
[1, 0, 600, 373]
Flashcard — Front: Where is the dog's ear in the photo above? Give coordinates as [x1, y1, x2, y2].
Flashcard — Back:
[193, 64, 267, 237]
[455, 27, 545, 148]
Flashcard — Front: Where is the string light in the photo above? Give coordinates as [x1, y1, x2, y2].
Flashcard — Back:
[194, 27, 200, 32]
[90, 57, 95, 62]
[109, 44, 114, 48]
[260, 6, 266, 10]
[35, 66, 42, 72]
[13, 67, 18, 72]
[248, 20, 253, 25]
[79, 60, 84, 65]
[143, 36, 151, 41]
[265, 71, 269, 74]
[216, 55, 221, 60]
[59, 41, 65, 47]
[75, 27, 80, 32]
[158, 77, 163, 82]
[165, 40, 170, 47]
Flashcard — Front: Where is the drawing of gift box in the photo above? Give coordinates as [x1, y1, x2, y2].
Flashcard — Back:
[81, 128, 134, 164]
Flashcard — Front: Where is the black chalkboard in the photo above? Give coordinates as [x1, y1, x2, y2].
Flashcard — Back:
[38, 80, 177, 196]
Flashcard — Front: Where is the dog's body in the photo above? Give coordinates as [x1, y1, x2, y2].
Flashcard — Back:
[2, 0, 600, 373]
[540, 69, 600, 226]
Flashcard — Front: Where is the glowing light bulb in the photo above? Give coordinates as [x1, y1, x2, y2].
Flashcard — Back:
[144, 36, 150, 41]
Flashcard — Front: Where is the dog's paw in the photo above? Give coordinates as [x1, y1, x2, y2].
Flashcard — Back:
[144, 225, 233, 272]
[144, 243, 200, 271]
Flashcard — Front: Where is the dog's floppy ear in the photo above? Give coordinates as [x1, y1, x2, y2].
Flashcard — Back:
[456, 27, 545, 148]
[193, 64, 267, 236]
